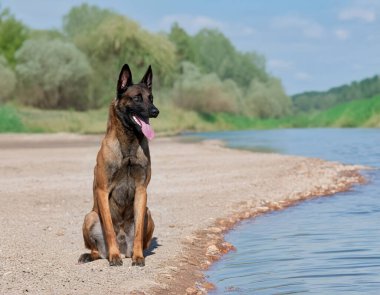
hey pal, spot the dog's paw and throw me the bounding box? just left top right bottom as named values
left=78, top=253, right=93, bottom=264
left=132, top=256, right=145, bottom=267
left=109, top=253, right=123, bottom=266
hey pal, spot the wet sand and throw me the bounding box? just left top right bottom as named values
left=0, top=134, right=364, bottom=294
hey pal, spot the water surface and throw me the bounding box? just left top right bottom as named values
left=185, top=129, right=380, bottom=294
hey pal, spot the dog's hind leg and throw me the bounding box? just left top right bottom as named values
left=78, top=211, right=107, bottom=264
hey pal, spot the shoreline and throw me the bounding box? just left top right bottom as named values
left=151, top=143, right=366, bottom=295
left=0, top=134, right=366, bottom=295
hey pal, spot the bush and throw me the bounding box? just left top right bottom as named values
left=172, top=62, right=239, bottom=113
left=244, top=78, right=292, bottom=118
left=15, top=39, right=92, bottom=110
left=0, top=56, right=16, bottom=102
left=0, top=105, right=25, bottom=132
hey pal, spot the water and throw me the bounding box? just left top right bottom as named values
left=185, top=129, right=380, bottom=294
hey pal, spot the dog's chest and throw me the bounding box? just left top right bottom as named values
left=109, top=160, right=148, bottom=210
left=110, top=163, right=136, bottom=209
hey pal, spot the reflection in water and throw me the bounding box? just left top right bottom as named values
left=184, top=129, right=380, bottom=294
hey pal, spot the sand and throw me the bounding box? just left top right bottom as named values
left=0, top=134, right=364, bottom=295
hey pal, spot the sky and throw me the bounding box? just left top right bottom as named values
left=1, top=0, right=380, bottom=95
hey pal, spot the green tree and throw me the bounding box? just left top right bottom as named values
left=0, top=55, right=16, bottom=102
left=15, top=39, right=92, bottom=110
left=63, top=4, right=114, bottom=39
left=64, top=5, right=176, bottom=105
left=172, top=27, right=268, bottom=89
left=168, top=23, right=196, bottom=64
left=0, top=8, right=29, bottom=65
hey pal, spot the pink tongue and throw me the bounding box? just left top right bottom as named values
left=134, top=116, right=155, bottom=140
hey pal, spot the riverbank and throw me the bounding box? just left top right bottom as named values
left=1, top=96, right=380, bottom=135
left=0, top=134, right=365, bottom=294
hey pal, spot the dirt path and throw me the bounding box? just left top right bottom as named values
left=0, top=134, right=364, bottom=294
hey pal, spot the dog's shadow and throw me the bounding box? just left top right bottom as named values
left=144, top=237, right=161, bottom=257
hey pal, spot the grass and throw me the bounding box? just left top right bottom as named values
left=0, top=95, right=379, bottom=134
left=0, top=105, right=27, bottom=132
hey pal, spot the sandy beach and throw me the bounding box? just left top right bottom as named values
left=0, top=134, right=364, bottom=294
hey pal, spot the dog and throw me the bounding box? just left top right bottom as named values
left=78, top=64, right=158, bottom=266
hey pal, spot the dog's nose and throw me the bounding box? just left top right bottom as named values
left=150, top=108, right=159, bottom=118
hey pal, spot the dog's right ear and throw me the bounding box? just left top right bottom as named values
left=117, top=64, right=133, bottom=98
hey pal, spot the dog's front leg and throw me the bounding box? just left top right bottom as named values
left=132, top=186, right=147, bottom=266
left=96, top=188, right=123, bottom=266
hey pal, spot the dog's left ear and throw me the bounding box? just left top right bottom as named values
left=140, top=65, right=153, bottom=92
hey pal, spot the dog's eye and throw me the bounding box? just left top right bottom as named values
left=133, top=95, right=142, bottom=103
left=149, top=95, right=153, bottom=102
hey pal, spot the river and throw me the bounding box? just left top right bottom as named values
left=184, top=128, right=380, bottom=294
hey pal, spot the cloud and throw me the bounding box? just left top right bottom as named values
left=159, top=14, right=255, bottom=38
left=295, top=72, right=312, bottom=81
left=338, top=8, right=376, bottom=22
left=268, top=59, right=293, bottom=70
left=240, top=26, right=255, bottom=36
left=159, top=14, right=224, bottom=34
left=334, top=29, right=350, bottom=40
left=272, top=16, right=324, bottom=38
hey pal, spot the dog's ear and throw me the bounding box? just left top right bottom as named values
left=117, top=64, right=133, bottom=97
left=140, top=65, right=153, bottom=92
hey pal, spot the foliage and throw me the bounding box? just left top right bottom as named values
left=172, top=62, right=239, bottom=113
left=15, top=39, right=92, bottom=110
left=293, top=75, right=380, bottom=112
left=0, top=56, right=16, bottom=102
left=63, top=4, right=114, bottom=39
left=244, top=78, right=292, bottom=118
left=168, top=23, right=196, bottom=64
left=0, top=105, right=26, bottom=132
left=169, top=26, right=268, bottom=89
left=29, top=29, right=65, bottom=41
left=0, top=8, right=29, bottom=65
left=0, top=4, right=297, bottom=131
left=64, top=5, right=176, bottom=106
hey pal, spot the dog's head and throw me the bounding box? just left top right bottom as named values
left=115, top=64, right=159, bottom=140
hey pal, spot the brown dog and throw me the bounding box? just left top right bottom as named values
left=78, top=64, right=158, bottom=266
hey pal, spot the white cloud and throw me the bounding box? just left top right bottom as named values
left=159, top=14, right=224, bottom=34
left=334, top=29, right=350, bottom=40
left=159, top=14, right=255, bottom=38
left=240, top=26, right=255, bottom=36
left=268, top=59, right=293, bottom=70
left=272, top=16, right=324, bottom=38
left=295, top=72, right=312, bottom=81
left=338, top=8, right=376, bottom=22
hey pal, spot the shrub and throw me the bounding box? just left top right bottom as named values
left=0, top=105, right=25, bottom=132
left=243, top=78, right=292, bottom=118
left=15, top=39, right=92, bottom=110
left=172, top=62, right=239, bottom=114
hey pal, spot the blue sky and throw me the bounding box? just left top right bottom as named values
left=1, top=0, right=380, bottom=95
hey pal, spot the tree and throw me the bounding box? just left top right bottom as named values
left=15, top=39, right=92, bottom=110
left=63, top=4, right=114, bottom=39
left=64, top=6, right=176, bottom=106
left=180, top=28, right=268, bottom=89
left=0, top=8, right=29, bottom=65
left=0, top=55, right=16, bottom=102
left=168, top=23, right=196, bottom=63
